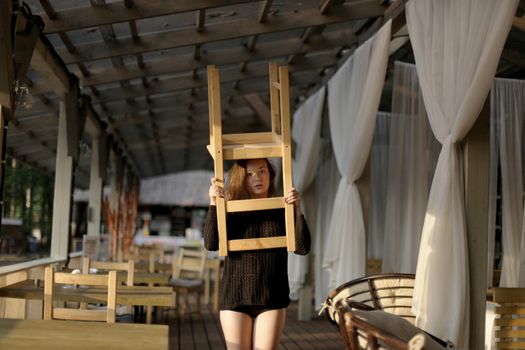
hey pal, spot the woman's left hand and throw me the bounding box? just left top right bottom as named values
left=284, top=187, right=300, bottom=207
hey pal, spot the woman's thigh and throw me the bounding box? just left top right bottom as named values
left=220, top=310, right=254, bottom=350
left=252, top=308, right=286, bottom=350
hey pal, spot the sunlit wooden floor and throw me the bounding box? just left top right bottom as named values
left=158, top=302, right=344, bottom=350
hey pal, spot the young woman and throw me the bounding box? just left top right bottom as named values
left=204, top=158, right=311, bottom=350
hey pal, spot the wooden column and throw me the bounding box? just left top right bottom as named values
left=464, top=98, right=490, bottom=349
left=0, top=1, right=14, bottom=219
left=87, top=136, right=103, bottom=236
left=50, top=92, right=76, bottom=258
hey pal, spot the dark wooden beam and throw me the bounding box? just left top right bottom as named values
left=76, top=27, right=356, bottom=87
left=196, top=9, right=206, bottom=32
left=86, top=51, right=338, bottom=104
left=41, top=0, right=255, bottom=34
left=39, top=0, right=57, bottom=19
left=56, top=2, right=385, bottom=64
left=258, top=0, right=273, bottom=23
left=319, top=0, right=345, bottom=14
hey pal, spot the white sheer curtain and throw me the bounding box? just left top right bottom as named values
left=323, top=20, right=391, bottom=289
left=288, top=86, right=326, bottom=297
left=406, top=0, right=518, bottom=347
left=368, top=111, right=391, bottom=260
left=490, top=78, right=525, bottom=287
left=314, top=150, right=340, bottom=310
left=382, top=61, right=436, bottom=274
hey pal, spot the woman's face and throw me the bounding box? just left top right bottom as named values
left=245, top=159, right=270, bottom=199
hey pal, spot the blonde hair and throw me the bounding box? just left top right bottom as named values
left=225, top=159, right=276, bottom=200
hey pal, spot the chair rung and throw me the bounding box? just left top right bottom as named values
left=228, top=236, right=287, bottom=251
left=227, top=198, right=285, bottom=212
left=54, top=308, right=107, bottom=322
left=223, top=132, right=274, bottom=145
left=272, top=82, right=281, bottom=90
left=223, top=145, right=282, bottom=160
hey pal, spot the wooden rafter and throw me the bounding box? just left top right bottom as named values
left=55, top=2, right=385, bottom=64
left=514, top=16, right=525, bottom=32
left=74, top=26, right=356, bottom=88
left=40, top=0, right=254, bottom=34
left=86, top=53, right=337, bottom=104
left=243, top=94, right=271, bottom=128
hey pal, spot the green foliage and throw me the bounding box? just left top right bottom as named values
left=3, top=157, right=54, bottom=243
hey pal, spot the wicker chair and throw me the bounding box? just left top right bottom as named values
left=323, top=273, right=417, bottom=326
left=322, top=274, right=450, bottom=350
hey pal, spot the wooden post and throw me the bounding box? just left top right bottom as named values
left=0, top=0, right=14, bottom=108
left=0, top=1, right=14, bottom=219
left=50, top=92, right=75, bottom=259
left=87, top=136, right=103, bottom=236
left=464, top=98, right=490, bottom=349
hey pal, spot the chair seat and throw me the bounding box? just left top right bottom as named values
left=169, top=278, right=203, bottom=289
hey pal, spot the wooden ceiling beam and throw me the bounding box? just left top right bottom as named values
left=87, top=52, right=338, bottom=103
left=19, top=70, right=316, bottom=120
left=41, top=0, right=254, bottom=34
left=56, top=1, right=385, bottom=64
left=30, top=39, right=70, bottom=94
left=94, top=74, right=315, bottom=118
left=243, top=94, right=271, bottom=128
left=319, top=0, right=345, bottom=15
left=513, top=16, right=525, bottom=32
left=77, top=27, right=356, bottom=87
left=111, top=104, right=253, bottom=131
left=39, top=0, right=57, bottom=19
left=196, top=9, right=206, bottom=32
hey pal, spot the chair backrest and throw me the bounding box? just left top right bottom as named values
left=335, top=299, right=443, bottom=350
left=82, top=256, right=135, bottom=286
left=43, top=266, right=117, bottom=323
left=172, top=248, right=207, bottom=280
left=123, top=250, right=163, bottom=273
left=324, top=274, right=416, bottom=326
left=493, top=287, right=525, bottom=349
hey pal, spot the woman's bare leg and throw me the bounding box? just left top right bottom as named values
left=220, top=310, right=254, bottom=350
left=252, top=308, right=286, bottom=350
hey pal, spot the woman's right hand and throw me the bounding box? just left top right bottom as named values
left=209, top=177, right=224, bottom=205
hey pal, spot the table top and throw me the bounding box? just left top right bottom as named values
left=0, top=280, right=173, bottom=306
left=0, top=318, right=168, bottom=350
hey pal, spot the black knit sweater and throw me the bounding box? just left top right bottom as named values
left=204, top=205, right=311, bottom=311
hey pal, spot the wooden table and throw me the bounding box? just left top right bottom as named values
left=0, top=280, right=173, bottom=306
left=0, top=318, right=168, bottom=349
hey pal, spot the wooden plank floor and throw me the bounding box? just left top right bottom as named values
left=159, top=302, right=343, bottom=350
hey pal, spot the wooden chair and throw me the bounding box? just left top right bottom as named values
left=82, top=257, right=135, bottom=287
left=493, top=287, right=525, bottom=349
left=82, top=257, right=135, bottom=320
left=121, top=250, right=163, bottom=323
left=168, top=248, right=207, bottom=315
left=43, top=266, right=117, bottom=323
left=207, top=63, right=295, bottom=256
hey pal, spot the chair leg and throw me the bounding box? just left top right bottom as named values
left=183, top=293, right=190, bottom=316
left=195, top=291, right=201, bottom=315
